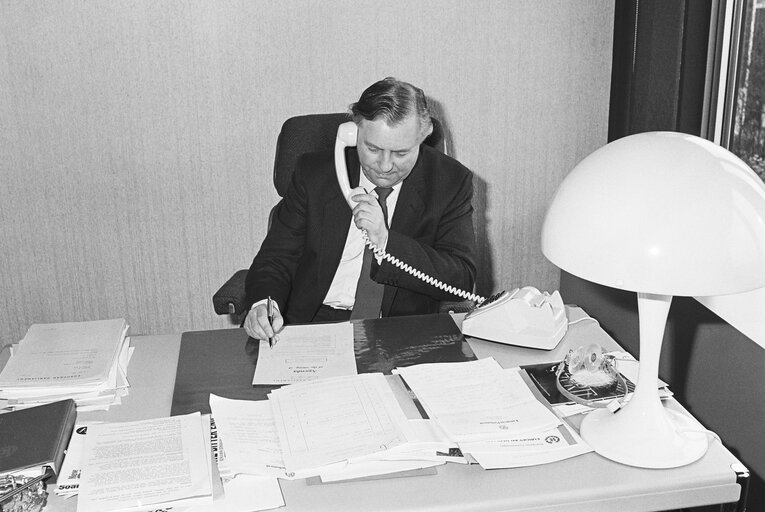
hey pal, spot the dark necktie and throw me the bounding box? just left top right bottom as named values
left=350, top=187, right=393, bottom=320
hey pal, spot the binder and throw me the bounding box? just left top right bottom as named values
left=0, top=399, right=77, bottom=483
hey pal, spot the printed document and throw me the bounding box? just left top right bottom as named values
left=211, top=391, right=459, bottom=483
left=269, top=373, right=408, bottom=476
left=252, top=322, right=356, bottom=385
left=76, top=412, right=212, bottom=512
left=55, top=422, right=98, bottom=498
left=209, top=394, right=288, bottom=478
left=394, top=358, right=561, bottom=442
left=458, top=422, right=592, bottom=469
left=188, top=412, right=284, bottom=512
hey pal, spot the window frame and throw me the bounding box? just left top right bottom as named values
left=704, top=0, right=765, bottom=152
left=698, top=0, right=765, bottom=350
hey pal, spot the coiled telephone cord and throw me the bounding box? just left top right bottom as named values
left=362, top=232, right=486, bottom=304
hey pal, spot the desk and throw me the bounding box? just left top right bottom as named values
left=42, top=309, right=745, bottom=512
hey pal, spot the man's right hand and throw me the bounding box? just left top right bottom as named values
left=350, top=188, right=388, bottom=248
left=244, top=303, right=284, bottom=342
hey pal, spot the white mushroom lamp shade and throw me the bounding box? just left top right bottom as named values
left=541, top=131, right=765, bottom=468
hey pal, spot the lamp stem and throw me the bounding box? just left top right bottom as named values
left=578, top=291, right=709, bottom=468
left=634, top=292, right=671, bottom=403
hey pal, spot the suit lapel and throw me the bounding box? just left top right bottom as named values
left=381, top=151, right=427, bottom=315
left=389, top=158, right=426, bottom=236
left=317, top=147, right=360, bottom=294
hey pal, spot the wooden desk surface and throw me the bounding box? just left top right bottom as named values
left=42, top=309, right=744, bottom=512
left=171, top=313, right=475, bottom=416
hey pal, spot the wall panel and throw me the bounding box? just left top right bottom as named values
left=0, top=0, right=613, bottom=342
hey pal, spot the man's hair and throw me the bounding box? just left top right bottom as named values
left=350, top=77, right=432, bottom=136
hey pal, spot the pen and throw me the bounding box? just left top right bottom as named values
left=267, top=296, right=274, bottom=348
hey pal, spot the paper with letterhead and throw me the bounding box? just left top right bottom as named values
left=252, top=322, right=356, bottom=385
left=394, top=358, right=562, bottom=442
left=458, top=422, right=592, bottom=469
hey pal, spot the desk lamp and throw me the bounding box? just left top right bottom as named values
left=541, top=131, right=765, bottom=468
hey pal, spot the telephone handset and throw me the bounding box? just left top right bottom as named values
left=334, top=123, right=567, bottom=349
left=335, top=121, right=358, bottom=205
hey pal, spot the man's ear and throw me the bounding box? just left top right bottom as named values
left=420, top=122, right=434, bottom=143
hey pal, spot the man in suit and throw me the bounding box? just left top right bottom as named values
left=244, top=77, right=476, bottom=341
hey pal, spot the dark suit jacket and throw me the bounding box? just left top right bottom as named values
left=245, top=144, right=476, bottom=323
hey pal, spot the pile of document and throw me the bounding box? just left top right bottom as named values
left=211, top=374, right=463, bottom=484
left=206, top=320, right=593, bottom=485
left=210, top=360, right=590, bottom=483
left=0, top=318, right=131, bottom=411
left=394, top=358, right=592, bottom=469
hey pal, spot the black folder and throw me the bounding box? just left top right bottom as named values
left=0, top=399, right=77, bottom=483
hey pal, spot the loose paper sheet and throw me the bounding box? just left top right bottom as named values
left=209, top=394, right=288, bottom=478
left=204, top=474, right=284, bottom=512
left=395, top=358, right=561, bottom=442
left=252, top=322, right=356, bottom=385
left=459, top=422, right=592, bottom=469
left=76, top=412, right=212, bottom=512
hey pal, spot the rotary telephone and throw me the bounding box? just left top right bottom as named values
left=335, top=122, right=567, bottom=349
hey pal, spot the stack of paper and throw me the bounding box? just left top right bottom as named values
left=0, top=319, right=132, bottom=411
left=394, top=357, right=592, bottom=469
left=210, top=374, right=459, bottom=483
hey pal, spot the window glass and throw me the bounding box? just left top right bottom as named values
left=730, top=0, right=765, bottom=182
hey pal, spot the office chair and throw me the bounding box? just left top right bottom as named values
left=212, top=112, right=472, bottom=321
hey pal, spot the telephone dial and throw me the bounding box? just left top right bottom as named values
left=335, top=122, right=568, bottom=349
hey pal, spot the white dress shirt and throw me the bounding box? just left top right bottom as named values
left=322, top=170, right=401, bottom=310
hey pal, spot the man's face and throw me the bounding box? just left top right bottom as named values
left=356, top=114, right=425, bottom=188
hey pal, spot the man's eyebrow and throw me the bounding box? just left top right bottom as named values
left=366, top=141, right=414, bottom=152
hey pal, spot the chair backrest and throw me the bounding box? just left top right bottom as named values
left=273, top=113, right=446, bottom=197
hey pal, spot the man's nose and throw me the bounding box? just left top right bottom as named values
left=378, top=152, right=394, bottom=172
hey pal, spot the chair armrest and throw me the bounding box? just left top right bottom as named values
left=439, top=299, right=475, bottom=314
left=213, top=269, right=250, bottom=315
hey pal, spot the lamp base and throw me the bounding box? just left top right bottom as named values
left=580, top=404, right=709, bottom=468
